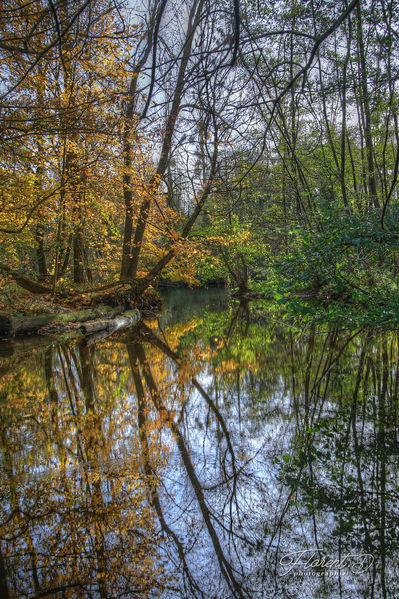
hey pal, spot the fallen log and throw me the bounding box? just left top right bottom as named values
left=0, top=309, right=141, bottom=375
left=0, top=305, right=124, bottom=338
left=0, top=263, right=52, bottom=294
left=80, top=309, right=140, bottom=336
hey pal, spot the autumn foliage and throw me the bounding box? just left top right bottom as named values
left=0, top=0, right=210, bottom=299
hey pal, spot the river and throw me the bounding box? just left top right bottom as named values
left=0, top=288, right=398, bottom=598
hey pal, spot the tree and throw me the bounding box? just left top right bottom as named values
left=0, top=0, right=374, bottom=301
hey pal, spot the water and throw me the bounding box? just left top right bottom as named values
left=0, top=289, right=398, bottom=598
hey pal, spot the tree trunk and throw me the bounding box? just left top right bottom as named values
left=126, top=0, right=204, bottom=280
left=120, top=2, right=158, bottom=279
left=356, top=1, right=379, bottom=208
left=0, top=264, right=51, bottom=294
left=73, top=229, right=85, bottom=284
left=0, top=305, right=124, bottom=338
left=35, top=223, right=48, bottom=280
left=80, top=309, right=140, bottom=335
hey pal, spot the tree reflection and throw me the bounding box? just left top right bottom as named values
left=0, top=340, right=168, bottom=598
left=127, top=337, right=248, bottom=599
left=1, top=298, right=399, bottom=598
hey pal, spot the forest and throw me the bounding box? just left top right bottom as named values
left=1, top=0, right=399, bottom=327
left=2, top=2, right=399, bottom=598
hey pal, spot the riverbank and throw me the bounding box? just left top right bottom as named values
left=0, top=284, right=162, bottom=341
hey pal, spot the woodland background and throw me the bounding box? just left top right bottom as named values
left=1, top=0, right=399, bottom=325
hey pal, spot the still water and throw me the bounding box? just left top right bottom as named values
left=0, top=289, right=398, bottom=598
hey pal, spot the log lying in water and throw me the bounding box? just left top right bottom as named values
left=0, top=305, right=124, bottom=338
left=80, top=309, right=140, bottom=336
left=0, top=309, right=141, bottom=374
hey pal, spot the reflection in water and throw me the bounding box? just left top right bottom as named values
left=1, top=289, right=399, bottom=598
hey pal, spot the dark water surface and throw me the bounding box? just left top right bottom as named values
left=0, top=289, right=398, bottom=598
